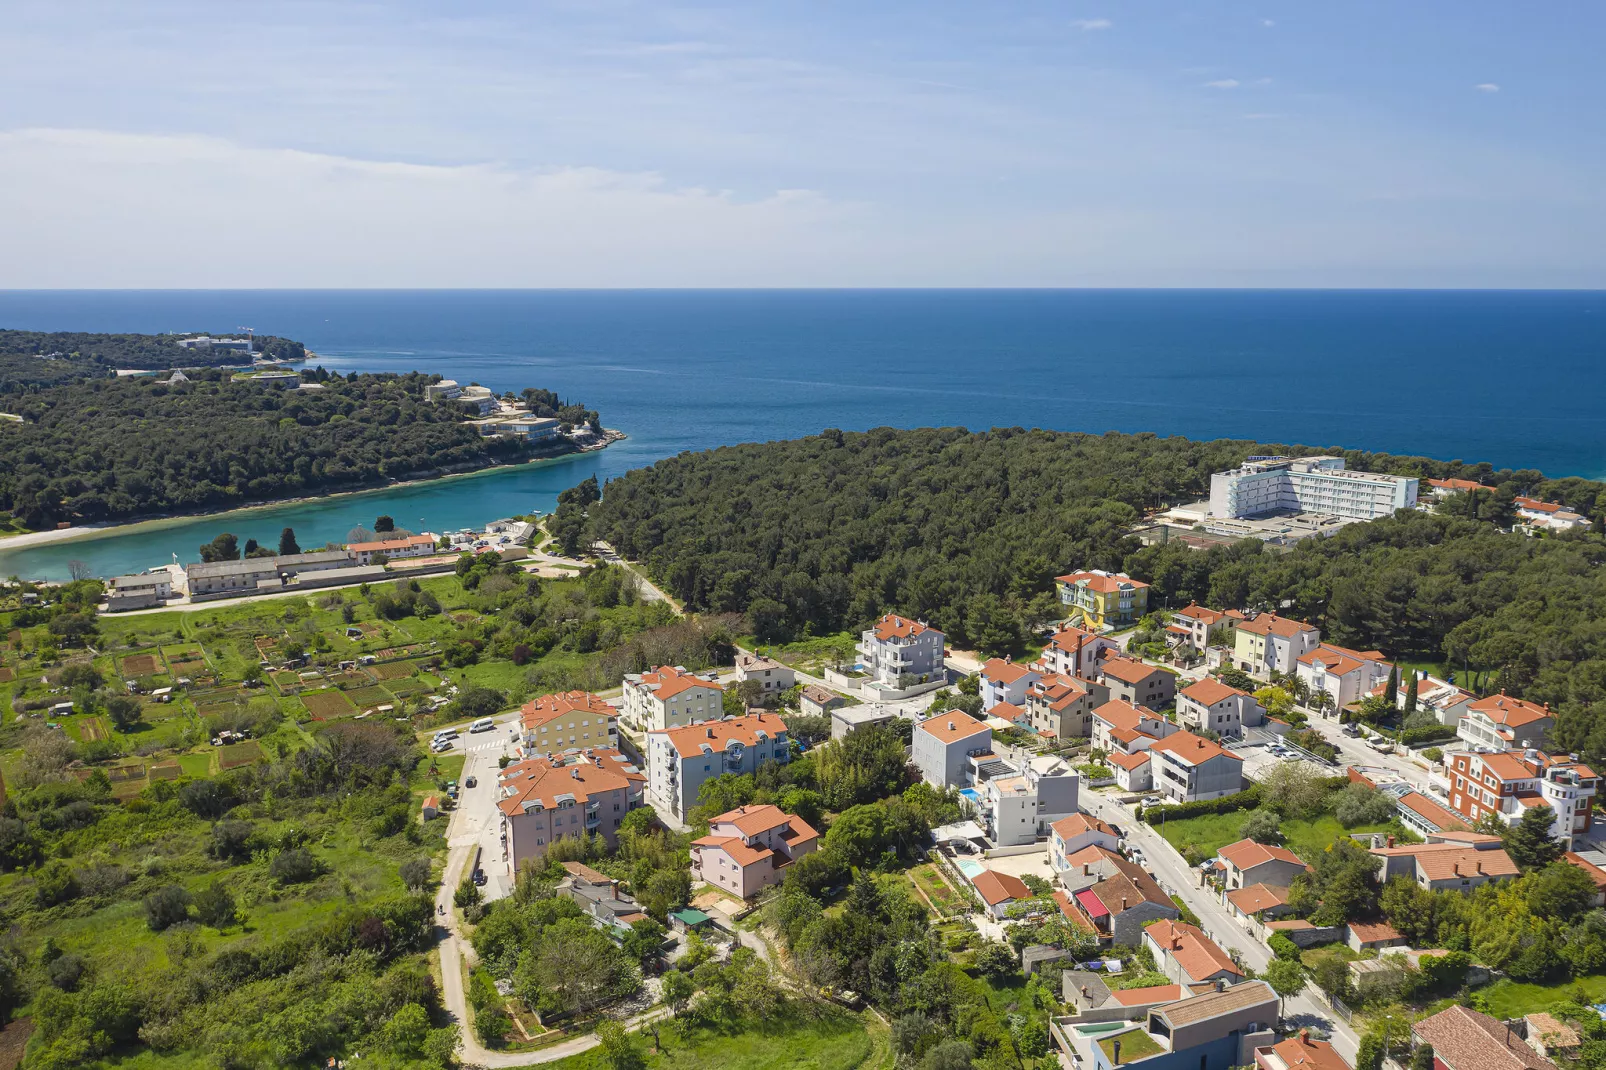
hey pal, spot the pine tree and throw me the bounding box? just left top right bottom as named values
left=1506, top=804, right=1564, bottom=870
left=279, top=527, right=300, bottom=555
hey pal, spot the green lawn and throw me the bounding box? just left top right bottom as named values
left=1476, top=974, right=1606, bottom=1019
left=540, top=1009, right=874, bottom=1070
left=1300, top=943, right=1364, bottom=969
left=1100, top=1028, right=1164, bottom=1062
left=1154, top=810, right=1406, bottom=862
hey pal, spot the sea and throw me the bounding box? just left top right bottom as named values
left=1, top=289, right=1603, bottom=582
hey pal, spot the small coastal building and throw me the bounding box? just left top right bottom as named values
left=622, top=665, right=725, bottom=732
left=1108, top=750, right=1154, bottom=792
left=347, top=535, right=437, bottom=565
left=521, top=690, right=618, bottom=753
left=857, top=614, right=945, bottom=687
left=106, top=572, right=174, bottom=611
left=971, top=869, right=1033, bottom=919
left=1071, top=868, right=1179, bottom=945
left=1054, top=571, right=1150, bottom=631
left=912, top=711, right=993, bottom=788
left=646, top=712, right=791, bottom=819
left=185, top=558, right=284, bottom=597
left=734, top=654, right=796, bottom=698
left=1253, top=1031, right=1351, bottom=1070
left=1053, top=844, right=1140, bottom=891
left=1516, top=497, right=1590, bottom=532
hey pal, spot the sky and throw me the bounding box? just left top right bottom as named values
left=3, top=1, right=1605, bottom=288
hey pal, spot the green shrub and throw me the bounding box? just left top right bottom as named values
left=1143, top=784, right=1261, bottom=824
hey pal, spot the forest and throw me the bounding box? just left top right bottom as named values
left=564, top=426, right=1606, bottom=762
left=0, top=329, right=305, bottom=390
left=0, top=369, right=596, bottom=528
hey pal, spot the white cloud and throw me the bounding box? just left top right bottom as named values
left=1205, top=79, right=1241, bottom=89
left=1261, top=19, right=1276, bottom=27
left=0, top=128, right=855, bottom=287
left=1071, top=18, right=1113, bottom=31
left=1476, top=83, right=1501, bottom=92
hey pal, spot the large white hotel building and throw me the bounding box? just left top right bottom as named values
left=1208, top=456, right=1418, bottom=521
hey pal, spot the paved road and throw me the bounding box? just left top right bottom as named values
left=1079, top=790, right=1362, bottom=1063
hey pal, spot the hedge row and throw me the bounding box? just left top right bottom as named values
left=1141, top=784, right=1261, bottom=824
left=1400, top=724, right=1458, bottom=745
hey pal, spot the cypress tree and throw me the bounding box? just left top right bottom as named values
left=1384, top=666, right=1399, bottom=705
left=1403, top=672, right=1419, bottom=715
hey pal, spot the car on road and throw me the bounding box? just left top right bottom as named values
left=1342, top=723, right=1362, bottom=737
left=464, top=776, right=477, bottom=788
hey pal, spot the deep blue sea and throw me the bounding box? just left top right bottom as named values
left=1, top=289, right=1603, bottom=581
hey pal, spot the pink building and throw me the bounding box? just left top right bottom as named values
left=497, top=748, right=646, bottom=873
left=691, top=804, right=820, bottom=898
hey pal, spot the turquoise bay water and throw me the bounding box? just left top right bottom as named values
left=1, top=289, right=1604, bottom=581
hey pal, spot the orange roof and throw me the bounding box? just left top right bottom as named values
left=1145, top=918, right=1243, bottom=982
left=1060, top=844, right=1133, bottom=871
left=497, top=748, right=644, bottom=817
left=1180, top=678, right=1249, bottom=706
left=1218, top=838, right=1306, bottom=872
left=1259, top=1033, right=1351, bottom=1070
left=348, top=533, right=436, bottom=553
left=710, top=803, right=809, bottom=838
left=1091, top=699, right=1155, bottom=733
left=991, top=701, right=1025, bottom=721
left=634, top=665, right=724, bottom=701
left=1226, top=882, right=1289, bottom=913
left=1175, top=603, right=1225, bottom=624
left=1030, top=672, right=1093, bottom=710
left=1091, top=869, right=1171, bottom=914
left=652, top=712, right=789, bottom=758
left=562, top=861, right=610, bottom=884
left=1296, top=647, right=1366, bottom=677
left=1415, top=846, right=1518, bottom=882
left=1051, top=813, right=1116, bottom=840
left=423, top=795, right=439, bottom=809
left=1048, top=626, right=1105, bottom=653
left=872, top=614, right=932, bottom=641
left=692, top=833, right=774, bottom=867
left=1111, top=984, right=1183, bottom=1006
left=1055, top=571, right=1150, bottom=594
left=1430, top=478, right=1485, bottom=492
left=1516, top=497, right=1564, bottom=514
left=972, top=869, right=1031, bottom=906
left=1469, top=750, right=1542, bottom=782
left=1148, top=730, right=1242, bottom=766
left=1236, top=613, right=1317, bottom=638
left=1469, top=692, right=1550, bottom=728
left=1100, top=656, right=1164, bottom=685
left=1396, top=791, right=1467, bottom=831
left=981, top=658, right=1037, bottom=685
left=521, top=690, right=617, bottom=731
left=1413, top=1006, right=1559, bottom=1070
left=1051, top=889, right=1097, bottom=933
left=1107, top=750, right=1151, bottom=771
left=916, top=711, right=991, bottom=744
left=1565, top=852, right=1606, bottom=890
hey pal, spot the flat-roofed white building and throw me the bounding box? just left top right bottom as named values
left=1209, top=456, right=1418, bottom=521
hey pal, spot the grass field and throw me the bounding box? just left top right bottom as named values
left=539, top=1009, right=875, bottom=1070
left=1154, top=810, right=1403, bottom=861
left=1475, top=974, right=1606, bottom=1018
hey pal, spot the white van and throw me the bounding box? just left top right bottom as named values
left=433, top=727, right=458, bottom=742
left=470, top=718, right=494, bottom=733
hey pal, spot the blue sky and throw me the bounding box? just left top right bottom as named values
left=2, top=1, right=1603, bottom=287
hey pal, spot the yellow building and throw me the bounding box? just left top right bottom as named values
left=1054, top=571, right=1150, bottom=631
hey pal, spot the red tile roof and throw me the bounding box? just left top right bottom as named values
left=1412, top=1005, right=1559, bottom=1070
left=651, top=712, right=789, bottom=758
left=1218, top=838, right=1306, bottom=872
left=1415, top=847, right=1519, bottom=882
left=981, top=658, right=1037, bottom=685
left=1430, top=478, right=1485, bottom=492
left=1047, top=626, right=1105, bottom=654
left=1055, top=571, right=1150, bottom=594
left=872, top=614, right=932, bottom=641
left=972, top=869, right=1031, bottom=906
left=1145, top=918, right=1243, bottom=982
left=1396, top=791, right=1467, bottom=832
left=1347, top=920, right=1404, bottom=944
left=1092, top=699, right=1156, bottom=733
left=1226, top=882, right=1290, bottom=914
left=1100, top=656, right=1165, bottom=685
left=348, top=534, right=436, bottom=553
left=1564, top=852, right=1606, bottom=890
left=1051, top=813, right=1116, bottom=840
left=1180, top=678, right=1249, bottom=706
left=1175, top=603, right=1225, bottom=624
left=916, top=711, right=991, bottom=744
left=497, top=747, right=644, bottom=817
left=635, top=665, right=724, bottom=701
left=1258, top=1033, right=1351, bottom=1070
left=521, top=690, right=617, bottom=731
left=1107, top=750, right=1151, bottom=771
left=1051, top=889, right=1097, bottom=933
left=1148, top=730, right=1242, bottom=766
left=1111, top=984, right=1183, bottom=1006
left=1236, top=613, right=1317, bottom=638
left=1469, top=692, right=1551, bottom=728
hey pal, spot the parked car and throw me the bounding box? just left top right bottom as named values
left=464, top=776, right=477, bottom=788
left=1342, top=723, right=1362, bottom=737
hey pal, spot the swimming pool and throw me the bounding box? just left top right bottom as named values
left=956, top=858, right=986, bottom=878
left=959, top=788, right=982, bottom=805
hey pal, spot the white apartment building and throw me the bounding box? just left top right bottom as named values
left=1294, top=644, right=1392, bottom=710
left=979, top=657, right=1041, bottom=711
left=1039, top=626, right=1122, bottom=679
left=646, top=713, right=792, bottom=819
left=1457, top=692, right=1553, bottom=751
left=1176, top=678, right=1262, bottom=738
left=622, top=665, right=725, bottom=731
left=734, top=654, right=796, bottom=698
left=1209, top=456, right=1418, bottom=521
left=913, top=711, right=993, bottom=788
left=977, top=754, right=1080, bottom=847
left=857, top=614, right=945, bottom=687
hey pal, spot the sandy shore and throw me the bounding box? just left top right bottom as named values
left=0, top=430, right=626, bottom=554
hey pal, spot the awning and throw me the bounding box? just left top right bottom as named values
left=1075, top=888, right=1110, bottom=919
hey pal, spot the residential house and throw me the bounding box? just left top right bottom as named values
left=1368, top=834, right=1503, bottom=881
left=1427, top=477, right=1486, bottom=499
left=1055, top=571, right=1150, bottom=631
left=1379, top=673, right=1476, bottom=729
left=1225, top=884, right=1293, bottom=923
left=520, top=690, right=618, bottom=753
left=913, top=711, right=993, bottom=788
left=622, top=665, right=725, bottom=732
left=1050, top=813, right=1121, bottom=869
left=1068, top=867, right=1180, bottom=946
left=1565, top=853, right=1606, bottom=907
left=1062, top=972, right=1186, bottom=1017
left=1082, top=981, right=1278, bottom=1070
left=497, top=748, right=647, bottom=872
left=799, top=685, right=848, bottom=718
left=972, top=870, right=1033, bottom=919
left=1091, top=700, right=1177, bottom=755
left=347, top=534, right=438, bottom=564
left=1231, top=613, right=1321, bottom=678
left=1217, top=839, right=1310, bottom=891
left=1366, top=839, right=1519, bottom=891
left=1294, top=644, right=1392, bottom=711
left=830, top=703, right=899, bottom=739
left=646, top=713, right=792, bottom=820
left=1412, top=1005, right=1559, bottom=1070
left=1144, top=919, right=1245, bottom=985
left=980, top=657, right=1042, bottom=711
left=1053, top=844, right=1143, bottom=891
left=1040, top=625, right=1124, bottom=679
left=1254, top=1031, right=1351, bottom=1070
left=1516, top=497, right=1590, bottom=532
left=1149, top=732, right=1245, bottom=804
left=1176, top=679, right=1262, bottom=739
left=1100, top=657, right=1178, bottom=710
left=558, top=862, right=650, bottom=931
left=1025, top=672, right=1106, bottom=741
left=1457, top=692, right=1554, bottom=751
left=1346, top=920, right=1407, bottom=953
left=1447, top=747, right=1597, bottom=848
left=976, top=753, right=1081, bottom=847
left=691, top=804, right=819, bottom=899
left=857, top=614, right=945, bottom=687
left=734, top=654, right=796, bottom=698
left=1172, top=604, right=1238, bottom=654
left=1109, top=750, right=1155, bottom=792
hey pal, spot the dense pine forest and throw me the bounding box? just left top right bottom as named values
left=0, top=369, right=595, bottom=528
left=0, top=329, right=305, bottom=390
left=563, top=426, right=1606, bottom=759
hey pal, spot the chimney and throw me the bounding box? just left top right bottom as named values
left=1113, top=1040, right=1122, bottom=1066
left=1300, top=1029, right=1310, bottom=1045
left=948, top=721, right=956, bottom=731
left=1387, top=835, right=1395, bottom=848
left=1121, top=897, right=1129, bottom=911
left=706, top=727, right=714, bottom=738
left=1476, top=860, right=1482, bottom=875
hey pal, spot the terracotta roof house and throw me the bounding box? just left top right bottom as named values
left=1099, top=656, right=1177, bottom=710
left=646, top=712, right=792, bottom=819
left=1524, top=1014, right=1581, bottom=1059
left=692, top=804, right=819, bottom=899
left=972, top=869, right=1034, bottom=918
left=1069, top=862, right=1180, bottom=945
left=622, top=664, right=725, bottom=731
left=1149, top=731, right=1245, bottom=804
left=1225, top=883, right=1293, bottom=921
left=520, top=690, right=618, bottom=752
left=1393, top=791, right=1469, bottom=838
left=1144, top=918, right=1245, bottom=985
left=1040, top=625, right=1123, bottom=679
left=1565, top=852, right=1606, bottom=907
left=1458, top=692, right=1554, bottom=751
left=498, top=747, right=647, bottom=872
left=913, top=711, right=994, bottom=788
left=1346, top=920, right=1407, bottom=953
left=980, top=657, right=1043, bottom=712
left=1053, top=845, right=1143, bottom=892
left=1107, top=749, right=1154, bottom=793
left=1217, top=839, right=1310, bottom=891
left=1412, top=1005, right=1558, bottom=1070
left=859, top=614, right=945, bottom=687
left=1050, top=813, right=1121, bottom=871
left=1255, top=1031, right=1351, bottom=1070
left=1091, top=699, right=1177, bottom=755
left=1176, top=677, right=1263, bottom=738
left=1025, top=671, right=1107, bottom=740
